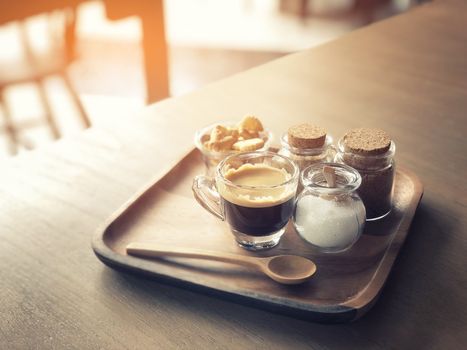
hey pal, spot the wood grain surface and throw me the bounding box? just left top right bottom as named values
left=1, top=1, right=467, bottom=349
left=93, top=150, right=423, bottom=323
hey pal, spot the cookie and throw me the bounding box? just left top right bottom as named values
left=238, top=115, right=264, bottom=133
left=232, top=138, right=265, bottom=152
left=210, top=124, right=229, bottom=141
left=207, top=135, right=237, bottom=152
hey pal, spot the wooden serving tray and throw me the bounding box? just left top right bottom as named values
left=92, top=149, right=423, bottom=323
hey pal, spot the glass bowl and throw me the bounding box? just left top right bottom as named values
left=194, top=121, right=273, bottom=175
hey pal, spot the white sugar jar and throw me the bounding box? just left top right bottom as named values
left=293, top=163, right=366, bottom=253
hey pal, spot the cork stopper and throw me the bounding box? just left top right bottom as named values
left=287, top=124, right=327, bottom=149
left=342, top=128, right=391, bottom=155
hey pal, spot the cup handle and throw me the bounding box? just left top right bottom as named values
left=192, top=175, right=225, bottom=221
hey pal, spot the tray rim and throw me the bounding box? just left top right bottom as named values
left=92, top=148, right=424, bottom=323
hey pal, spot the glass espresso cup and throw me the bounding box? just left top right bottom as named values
left=192, top=151, right=299, bottom=250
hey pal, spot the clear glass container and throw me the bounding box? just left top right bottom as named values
left=278, top=133, right=335, bottom=172
left=193, top=151, right=299, bottom=250
left=194, top=121, right=273, bottom=176
left=335, top=139, right=395, bottom=221
left=293, top=163, right=366, bottom=253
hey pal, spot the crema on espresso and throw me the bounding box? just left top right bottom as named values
left=217, top=163, right=296, bottom=236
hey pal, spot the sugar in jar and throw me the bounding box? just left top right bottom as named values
left=293, top=163, right=366, bottom=253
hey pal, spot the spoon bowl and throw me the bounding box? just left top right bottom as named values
left=126, top=242, right=317, bottom=285
left=264, top=255, right=317, bottom=285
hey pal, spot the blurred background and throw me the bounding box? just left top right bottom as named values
left=0, top=0, right=421, bottom=156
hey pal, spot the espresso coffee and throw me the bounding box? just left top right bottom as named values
left=222, top=197, right=295, bottom=236
left=218, top=163, right=295, bottom=236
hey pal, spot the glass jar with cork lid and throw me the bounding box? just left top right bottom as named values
left=335, top=128, right=395, bottom=221
left=278, top=123, right=335, bottom=172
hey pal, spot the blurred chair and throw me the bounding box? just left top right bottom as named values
left=105, top=0, right=169, bottom=103
left=0, top=6, right=90, bottom=155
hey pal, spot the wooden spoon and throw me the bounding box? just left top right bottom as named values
left=126, top=242, right=317, bottom=285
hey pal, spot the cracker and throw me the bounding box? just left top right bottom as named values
left=208, top=135, right=237, bottom=152
left=238, top=115, right=264, bottom=133
left=239, top=129, right=259, bottom=140
left=202, top=116, right=267, bottom=152
left=232, top=138, right=265, bottom=152
left=210, top=125, right=229, bottom=142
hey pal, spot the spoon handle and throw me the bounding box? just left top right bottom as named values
left=126, top=242, right=261, bottom=269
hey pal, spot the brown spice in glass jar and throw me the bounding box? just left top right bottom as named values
left=340, top=128, right=395, bottom=220
left=356, top=166, right=394, bottom=219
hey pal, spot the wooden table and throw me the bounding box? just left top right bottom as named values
left=1, top=1, right=466, bottom=348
